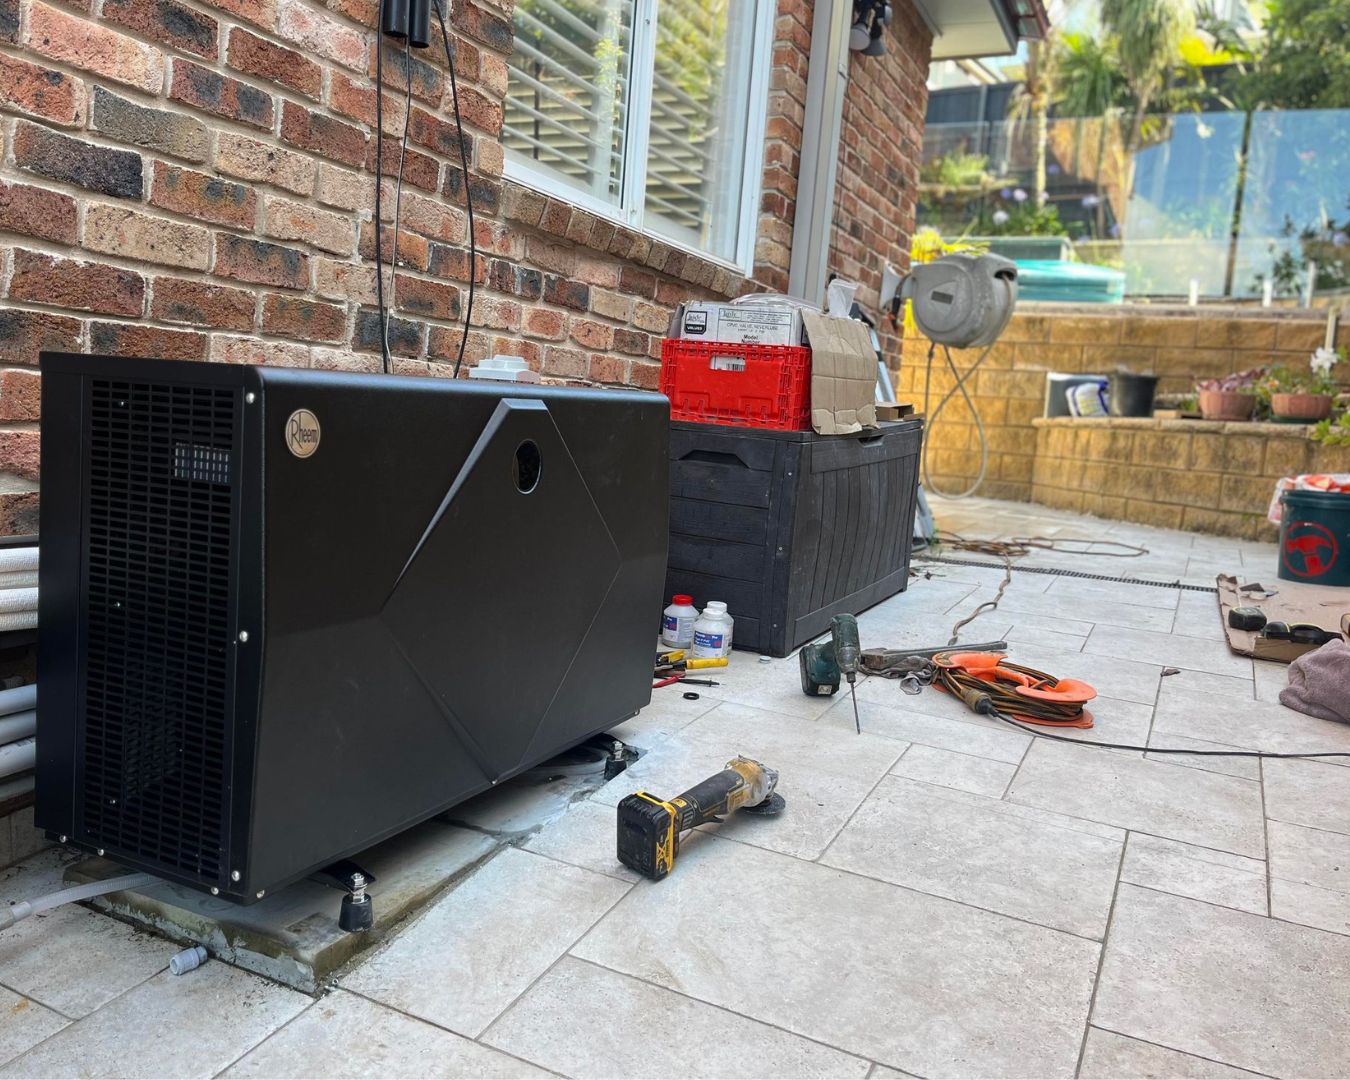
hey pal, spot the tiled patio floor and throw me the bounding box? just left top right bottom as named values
left=5, top=496, right=1350, bottom=1078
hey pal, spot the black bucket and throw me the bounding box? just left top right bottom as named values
left=1108, top=373, right=1159, bottom=417
left=1279, top=489, right=1350, bottom=586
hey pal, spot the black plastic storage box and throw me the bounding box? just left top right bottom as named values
left=666, top=419, right=922, bottom=657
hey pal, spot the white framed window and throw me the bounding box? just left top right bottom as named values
left=503, top=0, right=775, bottom=271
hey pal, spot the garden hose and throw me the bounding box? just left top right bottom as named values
left=921, top=342, right=996, bottom=500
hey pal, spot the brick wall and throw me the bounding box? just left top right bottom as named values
left=900, top=303, right=1350, bottom=503
left=0, top=0, right=935, bottom=532
left=1032, top=417, right=1350, bottom=539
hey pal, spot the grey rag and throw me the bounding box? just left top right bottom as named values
left=1280, top=639, right=1350, bottom=725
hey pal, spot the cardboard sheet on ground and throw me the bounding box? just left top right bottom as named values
left=1217, top=574, right=1350, bottom=662
left=801, top=310, right=877, bottom=435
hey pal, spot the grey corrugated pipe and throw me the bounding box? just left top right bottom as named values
left=1, top=872, right=156, bottom=932
left=0, top=737, right=34, bottom=780
left=0, top=710, right=35, bottom=747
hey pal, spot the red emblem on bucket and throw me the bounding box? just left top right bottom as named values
left=1282, top=521, right=1340, bottom=578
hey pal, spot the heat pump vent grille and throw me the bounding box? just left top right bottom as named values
left=79, top=379, right=238, bottom=882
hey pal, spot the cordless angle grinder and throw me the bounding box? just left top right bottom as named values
left=616, top=757, right=784, bottom=880
left=799, top=613, right=862, bottom=733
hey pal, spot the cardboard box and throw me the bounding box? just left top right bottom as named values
left=801, top=310, right=878, bottom=436
left=876, top=401, right=915, bottom=422
left=675, top=300, right=803, bottom=346
left=1217, top=573, right=1349, bottom=662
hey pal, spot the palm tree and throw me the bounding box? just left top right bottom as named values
left=1100, top=0, right=1194, bottom=154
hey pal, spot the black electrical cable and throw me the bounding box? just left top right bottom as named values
left=385, top=36, right=415, bottom=365
left=433, top=0, right=475, bottom=377
left=373, top=33, right=392, bottom=375
left=987, top=707, right=1350, bottom=761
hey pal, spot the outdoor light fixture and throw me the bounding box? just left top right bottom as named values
left=849, top=0, right=891, bottom=55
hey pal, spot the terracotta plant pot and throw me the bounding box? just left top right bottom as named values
left=1198, top=389, right=1256, bottom=421
left=1270, top=392, right=1333, bottom=421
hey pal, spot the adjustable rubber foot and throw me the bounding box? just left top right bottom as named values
left=339, top=892, right=374, bottom=932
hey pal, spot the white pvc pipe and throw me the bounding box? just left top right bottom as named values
left=0, top=710, right=34, bottom=746
left=0, top=548, right=37, bottom=574
left=0, top=684, right=36, bottom=717
left=0, top=611, right=37, bottom=632
left=0, top=736, right=34, bottom=778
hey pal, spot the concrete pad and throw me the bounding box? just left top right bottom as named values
left=0, top=986, right=68, bottom=1066
left=67, top=818, right=499, bottom=993
left=889, top=744, right=1016, bottom=798
left=483, top=957, right=869, bottom=1079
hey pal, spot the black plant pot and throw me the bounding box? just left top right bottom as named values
left=1108, top=373, right=1159, bottom=418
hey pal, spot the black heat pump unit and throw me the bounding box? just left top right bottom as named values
left=36, top=354, right=668, bottom=903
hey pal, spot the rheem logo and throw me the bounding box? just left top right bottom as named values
left=285, top=409, right=321, bottom=459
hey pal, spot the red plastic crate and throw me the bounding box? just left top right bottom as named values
left=659, top=338, right=812, bottom=430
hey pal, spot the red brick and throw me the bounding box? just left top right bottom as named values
left=0, top=431, right=39, bottom=482
left=630, top=361, right=662, bottom=390
left=0, top=492, right=39, bottom=536
left=0, top=0, right=17, bottom=42
left=10, top=250, right=144, bottom=317
left=0, top=309, right=82, bottom=365
left=523, top=308, right=565, bottom=341
left=227, top=27, right=320, bottom=97
left=315, top=163, right=371, bottom=212
left=210, top=335, right=308, bottom=366
left=408, top=107, right=465, bottom=157
left=372, top=42, right=444, bottom=105
left=89, top=321, right=207, bottom=360
left=353, top=309, right=422, bottom=357
left=367, top=136, right=439, bottom=192
left=542, top=276, right=590, bottom=312
left=399, top=192, right=465, bottom=243
left=280, top=99, right=366, bottom=168
left=0, top=181, right=76, bottom=244
left=151, top=278, right=255, bottom=330
left=613, top=329, right=650, bottom=356
left=328, top=70, right=405, bottom=132
left=104, top=0, right=218, bottom=59
left=455, top=84, right=501, bottom=136
left=277, top=0, right=367, bottom=70
left=394, top=274, right=460, bottom=321
left=488, top=259, right=541, bottom=299
left=14, top=121, right=142, bottom=199
left=0, top=370, right=39, bottom=421
left=569, top=318, right=613, bottom=350
left=260, top=294, right=346, bottom=342
left=27, top=2, right=164, bottom=93
left=214, top=234, right=309, bottom=290
left=169, top=59, right=272, bottom=129
left=84, top=204, right=211, bottom=270
left=263, top=197, right=355, bottom=256
left=588, top=354, right=628, bottom=385
left=0, top=54, right=81, bottom=125
left=358, top=222, right=429, bottom=272
left=90, top=86, right=208, bottom=161
left=150, top=162, right=256, bottom=229
left=619, top=267, right=657, bottom=299
left=452, top=0, right=511, bottom=51
left=470, top=297, right=520, bottom=332
left=428, top=244, right=486, bottom=285
left=197, top=0, right=275, bottom=31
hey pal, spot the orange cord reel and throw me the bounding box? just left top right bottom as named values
left=932, top=651, right=1097, bottom=728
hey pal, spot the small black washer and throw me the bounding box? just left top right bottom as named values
left=682, top=691, right=700, bottom=701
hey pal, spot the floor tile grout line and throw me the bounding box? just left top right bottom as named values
left=337, top=986, right=565, bottom=1078
left=0, top=978, right=79, bottom=1024
left=0, top=961, right=169, bottom=1067
left=473, top=860, right=638, bottom=1047
left=813, top=746, right=909, bottom=866
left=1074, top=835, right=1128, bottom=1078
left=1087, top=1023, right=1278, bottom=1078
left=560, top=953, right=893, bottom=1075
left=210, top=996, right=319, bottom=1079
left=1259, top=756, right=1274, bottom=918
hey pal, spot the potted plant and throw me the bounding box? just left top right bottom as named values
left=1263, top=347, right=1341, bottom=422
left=1196, top=367, right=1265, bottom=421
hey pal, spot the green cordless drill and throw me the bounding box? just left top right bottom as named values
left=799, top=614, right=862, bottom=733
